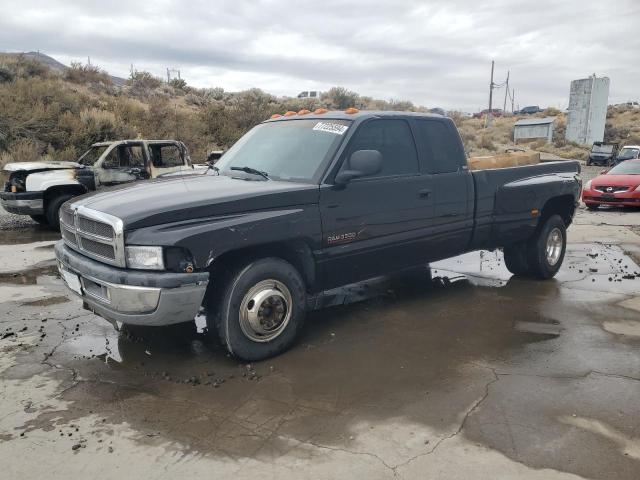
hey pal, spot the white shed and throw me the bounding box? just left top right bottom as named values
left=513, top=117, right=556, bottom=143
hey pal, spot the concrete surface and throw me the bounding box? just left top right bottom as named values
left=1, top=202, right=640, bottom=479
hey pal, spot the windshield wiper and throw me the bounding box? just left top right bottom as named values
left=230, top=166, right=270, bottom=180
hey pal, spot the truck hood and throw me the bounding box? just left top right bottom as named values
left=4, top=161, right=82, bottom=172
left=71, top=174, right=319, bottom=230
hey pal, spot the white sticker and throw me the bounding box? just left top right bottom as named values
left=313, top=122, right=349, bottom=135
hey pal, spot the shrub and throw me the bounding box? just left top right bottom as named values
left=0, top=139, right=41, bottom=167
left=65, top=62, right=112, bottom=86
left=169, top=78, right=187, bottom=90
left=128, top=70, right=162, bottom=90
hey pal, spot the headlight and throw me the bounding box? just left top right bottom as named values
left=584, top=180, right=592, bottom=191
left=125, top=246, right=164, bottom=270
left=635, top=185, right=640, bottom=192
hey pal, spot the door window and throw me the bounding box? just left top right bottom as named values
left=414, top=120, right=466, bottom=174
left=345, top=119, right=419, bottom=177
left=101, top=148, right=120, bottom=169
left=149, top=144, right=183, bottom=168
left=126, top=145, right=145, bottom=167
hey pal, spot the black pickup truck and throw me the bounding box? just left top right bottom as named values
left=55, top=110, right=581, bottom=360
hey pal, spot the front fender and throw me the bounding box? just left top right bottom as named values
left=26, top=169, right=82, bottom=192
left=124, top=205, right=323, bottom=270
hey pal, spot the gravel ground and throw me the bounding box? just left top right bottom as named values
left=0, top=204, right=39, bottom=230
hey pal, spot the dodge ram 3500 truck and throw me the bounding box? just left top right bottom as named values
left=55, top=110, right=581, bottom=360
left=1, top=139, right=193, bottom=229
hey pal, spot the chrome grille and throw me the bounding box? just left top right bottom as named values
left=60, top=207, right=75, bottom=228
left=59, top=206, right=125, bottom=267
left=77, top=217, right=114, bottom=239
left=79, top=237, right=116, bottom=260
left=60, top=225, right=77, bottom=246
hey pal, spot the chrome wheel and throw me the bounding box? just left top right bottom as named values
left=238, top=279, right=292, bottom=342
left=545, top=227, right=563, bottom=266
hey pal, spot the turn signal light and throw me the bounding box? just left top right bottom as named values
left=270, top=113, right=281, bottom=119
left=314, top=108, right=328, bottom=114
left=298, top=109, right=311, bottom=115
left=284, top=111, right=297, bottom=116
left=11, top=185, right=17, bottom=193
left=345, top=107, right=359, bottom=114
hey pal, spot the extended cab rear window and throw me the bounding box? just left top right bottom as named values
left=414, top=120, right=466, bottom=174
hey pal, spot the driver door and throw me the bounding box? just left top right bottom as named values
left=95, top=143, right=147, bottom=187
left=318, top=118, right=436, bottom=289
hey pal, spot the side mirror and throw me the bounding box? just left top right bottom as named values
left=334, top=150, right=383, bottom=185
left=207, top=150, right=224, bottom=164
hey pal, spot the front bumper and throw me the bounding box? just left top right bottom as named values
left=0, top=191, right=44, bottom=215
left=583, top=190, right=640, bottom=207
left=54, top=241, right=209, bottom=326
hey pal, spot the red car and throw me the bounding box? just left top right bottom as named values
left=582, top=159, right=640, bottom=209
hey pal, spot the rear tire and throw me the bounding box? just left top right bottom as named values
left=29, top=214, right=49, bottom=225
left=503, top=243, right=530, bottom=276
left=45, top=194, right=75, bottom=230
left=525, top=214, right=566, bottom=279
left=206, top=257, right=306, bottom=361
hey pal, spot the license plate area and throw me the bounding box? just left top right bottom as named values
left=60, top=266, right=83, bottom=295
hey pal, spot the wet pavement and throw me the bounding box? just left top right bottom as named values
left=1, top=205, right=640, bottom=479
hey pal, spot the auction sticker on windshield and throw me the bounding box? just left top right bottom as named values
left=313, top=122, right=349, bottom=135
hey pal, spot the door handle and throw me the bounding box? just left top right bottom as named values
left=418, top=188, right=431, bottom=198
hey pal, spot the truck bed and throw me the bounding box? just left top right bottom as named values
left=470, top=160, right=581, bottom=250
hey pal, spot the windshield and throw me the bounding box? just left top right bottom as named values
left=618, top=148, right=640, bottom=160
left=78, top=145, right=109, bottom=166
left=592, top=144, right=614, bottom=154
left=607, top=161, right=640, bottom=175
left=215, top=119, right=351, bottom=183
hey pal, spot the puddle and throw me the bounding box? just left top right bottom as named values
left=3, top=241, right=640, bottom=479
left=0, top=228, right=59, bottom=245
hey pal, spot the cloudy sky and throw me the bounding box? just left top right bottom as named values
left=1, top=0, right=638, bottom=111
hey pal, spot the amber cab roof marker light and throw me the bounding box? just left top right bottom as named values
left=345, top=107, right=359, bottom=114
left=314, top=108, right=328, bottom=114
left=284, top=111, right=297, bottom=116
left=270, top=113, right=282, bottom=119
left=298, top=109, right=311, bottom=115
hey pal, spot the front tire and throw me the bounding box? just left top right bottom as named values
left=29, top=214, right=49, bottom=225
left=206, top=257, right=306, bottom=361
left=45, top=194, right=75, bottom=230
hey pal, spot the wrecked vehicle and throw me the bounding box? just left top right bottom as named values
left=615, top=145, right=640, bottom=164
left=54, top=110, right=581, bottom=361
left=586, top=142, right=618, bottom=166
left=0, top=140, right=193, bottom=228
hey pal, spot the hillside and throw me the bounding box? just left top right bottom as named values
left=0, top=52, right=638, bottom=168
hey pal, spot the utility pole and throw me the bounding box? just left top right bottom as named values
left=511, top=89, right=515, bottom=113
left=486, top=60, right=495, bottom=128
left=503, top=70, right=510, bottom=112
